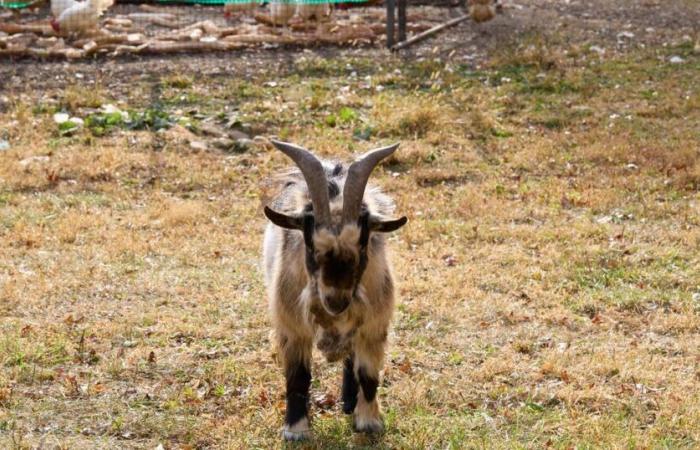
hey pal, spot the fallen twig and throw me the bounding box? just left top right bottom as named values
left=0, top=22, right=53, bottom=36
left=392, top=14, right=469, bottom=51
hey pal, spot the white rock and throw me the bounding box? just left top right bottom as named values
left=53, top=112, right=70, bottom=124
left=669, top=55, right=685, bottom=64
left=101, top=104, right=122, bottom=115
left=189, top=140, right=208, bottom=151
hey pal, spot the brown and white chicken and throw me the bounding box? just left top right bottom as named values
left=50, top=0, right=113, bottom=34
left=469, top=0, right=496, bottom=23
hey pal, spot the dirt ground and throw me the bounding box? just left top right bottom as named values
left=1, top=0, right=697, bottom=87
left=1, top=0, right=699, bottom=449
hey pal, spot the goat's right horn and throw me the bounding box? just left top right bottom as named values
left=342, top=143, right=400, bottom=225
left=270, top=140, right=332, bottom=227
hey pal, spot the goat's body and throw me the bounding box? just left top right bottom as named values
left=263, top=160, right=399, bottom=438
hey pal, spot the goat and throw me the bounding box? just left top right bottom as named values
left=262, top=140, right=407, bottom=440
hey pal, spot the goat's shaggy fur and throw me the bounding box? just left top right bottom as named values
left=262, top=145, right=405, bottom=440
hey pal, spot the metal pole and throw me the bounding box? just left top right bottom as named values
left=398, top=0, right=407, bottom=43
left=386, top=0, right=395, bottom=49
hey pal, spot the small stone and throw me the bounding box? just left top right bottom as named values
left=232, top=138, right=254, bottom=153
left=589, top=45, right=605, bottom=55
left=692, top=293, right=700, bottom=302
left=228, top=129, right=250, bottom=141
left=617, top=31, right=635, bottom=39
left=212, top=137, right=235, bottom=151
left=669, top=55, right=685, bottom=64
left=0, top=139, right=9, bottom=151
left=53, top=112, right=70, bottom=124
left=189, top=140, right=208, bottom=152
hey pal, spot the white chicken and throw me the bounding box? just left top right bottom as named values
left=50, top=0, right=113, bottom=34
left=294, top=2, right=330, bottom=23
left=223, top=1, right=256, bottom=19
left=269, top=1, right=296, bottom=27
left=51, top=0, right=77, bottom=19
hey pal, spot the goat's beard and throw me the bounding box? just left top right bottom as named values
left=303, top=281, right=366, bottom=363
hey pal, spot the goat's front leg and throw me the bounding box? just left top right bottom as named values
left=281, top=338, right=313, bottom=441
left=341, top=353, right=359, bottom=414
left=351, top=336, right=386, bottom=434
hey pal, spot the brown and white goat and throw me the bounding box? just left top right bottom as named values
left=262, top=140, right=407, bottom=440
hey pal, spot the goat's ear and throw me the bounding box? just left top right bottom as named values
left=369, top=215, right=408, bottom=233
left=264, top=206, right=304, bottom=230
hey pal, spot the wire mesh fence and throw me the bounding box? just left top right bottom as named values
left=0, top=0, right=478, bottom=58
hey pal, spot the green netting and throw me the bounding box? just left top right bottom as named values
left=0, top=0, right=35, bottom=8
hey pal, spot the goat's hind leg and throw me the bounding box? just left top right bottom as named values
left=280, top=335, right=313, bottom=441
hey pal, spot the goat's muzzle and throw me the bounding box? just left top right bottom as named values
left=323, top=294, right=351, bottom=316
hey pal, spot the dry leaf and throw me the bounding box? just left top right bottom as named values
left=313, top=392, right=337, bottom=410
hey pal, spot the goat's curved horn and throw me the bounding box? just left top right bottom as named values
left=342, top=143, right=400, bottom=225
left=270, top=140, right=331, bottom=226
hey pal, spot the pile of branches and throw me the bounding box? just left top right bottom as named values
left=0, top=5, right=435, bottom=58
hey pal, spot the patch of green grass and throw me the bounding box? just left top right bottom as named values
left=161, top=74, right=193, bottom=89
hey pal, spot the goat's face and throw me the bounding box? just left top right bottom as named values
left=265, top=207, right=406, bottom=316
left=312, top=225, right=362, bottom=315
left=264, top=140, right=406, bottom=316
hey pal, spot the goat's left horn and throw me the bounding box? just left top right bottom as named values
left=341, top=143, right=400, bottom=225
left=270, top=139, right=332, bottom=227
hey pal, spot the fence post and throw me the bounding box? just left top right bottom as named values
left=398, top=0, right=407, bottom=43
left=386, top=0, right=396, bottom=48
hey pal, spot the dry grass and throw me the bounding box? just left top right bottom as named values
left=1, top=30, right=700, bottom=449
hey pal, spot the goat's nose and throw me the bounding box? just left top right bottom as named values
left=324, top=296, right=350, bottom=315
